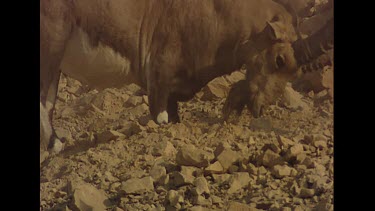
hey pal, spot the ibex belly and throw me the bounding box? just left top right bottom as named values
left=60, top=28, right=136, bottom=90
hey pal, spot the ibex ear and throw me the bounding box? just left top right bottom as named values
left=265, top=21, right=285, bottom=41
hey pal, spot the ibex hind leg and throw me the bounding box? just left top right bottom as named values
left=40, top=67, right=63, bottom=154
left=40, top=2, right=72, bottom=154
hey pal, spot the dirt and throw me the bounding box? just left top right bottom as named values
left=40, top=63, right=333, bottom=211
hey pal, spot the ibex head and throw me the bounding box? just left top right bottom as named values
left=223, top=2, right=333, bottom=120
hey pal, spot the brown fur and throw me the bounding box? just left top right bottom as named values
left=40, top=0, right=299, bottom=151
left=224, top=42, right=298, bottom=119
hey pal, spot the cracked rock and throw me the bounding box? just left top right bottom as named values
left=176, top=144, right=214, bottom=168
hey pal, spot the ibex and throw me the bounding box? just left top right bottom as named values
left=40, top=0, right=330, bottom=153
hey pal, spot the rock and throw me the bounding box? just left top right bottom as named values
left=313, top=162, right=326, bottom=176
left=265, top=143, right=281, bottom=154
left=142, top=95, right=149, bottom=105
left=228, top=165, right=240, bottom=174
left=200, top=77, right=230, bottom=100
left=205, top=161, right=224, bottom=174
left=247, top=163, right=258, bottom=175
left=212, top=174, right=231, bottom=185
left=315, top=89, right=329, bottom=101
left=138, top=115, right=152, bottom=126
left=176, top=144, right=214, bottom=168
left=193, top=195, right=212, bottom=206
left=216, top=148, right=240, bottom=171
left=96, top=130, right=125, bottom=143
left=299, top=188, right=315, bottom=198
left=169, top=171, right=194, bottom=187
left=188, top=206, right=212, bottom=211
left=227, top=172, right=251, bottom=194
left=248, top=136, right=256, bottom=145
left=124, top=96, right=143, bottom=107
left=286, top=144, right=304, bottom=160
left=149, top=165, right=167, bottom=185
left=277, top=135, right=295, bottom=149
left=313, top=199, right=333, bottom=211
left=54, top=127, right=72, bottom=142
left=193, top=177, right=210, bottom=195
left=225, top=70, right=245, bottom=84
left=281, top=83, right=309, bottom=111
left=125, top=83, right=142, bottom=93
left=211, top=195, right=223, bottom=204
left=295, top=153, right=307, bottom=164
left=314, top=140, right=327, bottom=150
left=152, top=140, right=177, bottom=157
left=249, top=117, right=273, bottom=131
left=146, top=120, right=159, bottom=129
left=227, top=201, right=259, bottom=211
left=166, top=190, right=184, bottom=208
left=121, top=176, right=154, bottom=194
left=293, top=205, right=305, bottom=211
left=127, top=103, right=149, bottom=117
left=262, top=149, right=283, bottom=167
left=119, top=122, right=142, bottom=137
left=167, top=123, right=192, bottom=140
left=272, top=165, right=292, bottom=178
left=104, top=171, right=118, bottom=182
left=281, top=208, right=292, bottom=211
left=40, top=151, right=49, bottom=164
left=71, top=182, right=110, bottom=211
left=213, top=142, right=231, bottom=157
left=181, top=166, right=201, bottom=177
left=258, top=166, right=268, bottom=175
left=302, top=157, right=313, bottom=168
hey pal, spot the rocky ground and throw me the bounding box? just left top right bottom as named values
left=40, top=61, right=333, bottom=211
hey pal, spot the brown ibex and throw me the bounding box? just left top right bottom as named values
left=40, top=0, right=329, bottom=153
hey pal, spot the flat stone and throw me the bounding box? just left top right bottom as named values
left=211, top=195, right=223, bottom=204
left=247, top=163, right=258, bottom=175
left=119, top=122, right=142, bottom=137
left=227, top=201, right=259, bottom=211
left=286, top=144, right=304, bottom=160
left=188, top=206, right=212, bottom=211
left=201, top=77, right=230, bottom=100
left=277, top=135, right=295, bottom=149
left=54, top=127, right=72, bottom=142
left=127, top=103, right=148, bottom=117
left=152, top=140, right=177, bottom=157
left=299, top=188, right=315, bottom=198
left=216, top=148, right=241, bottom=171
left=146, top=120, right=159, bottom=129
left=314, top=140, right=327, bottom=149
left=205, top=161, right=224, bottom=174
left=212, top=174, right=231, bottom=184
left=227, top=172, right=251, bottom=194
left=262, top=149, right=283, bottom=167
left=166, top=190, right=184, bottom=208
left=272, top=165, right=292, bottom=178
left=121, top=176, right=154, bottom=194
left=149, top=165, right=167, bottom=184
left=193, top=177, right=210, bottom=195
left=71, top=182, right=110, bottom=211
left=96, top=130, right=125, bottom=143
left=169, top=171, right=194, bottom=187
left=193, top=195, right=212, bottom=206
left=213, top=142, right=231, bottom=157
left=124, top=96, right=143, bottom=107
left=176, top=144, right=214, bottom=168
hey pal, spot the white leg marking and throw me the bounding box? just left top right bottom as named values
left=51, top=138, right=64, bottom=154
left=157, top=111, right=168, bottom=124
